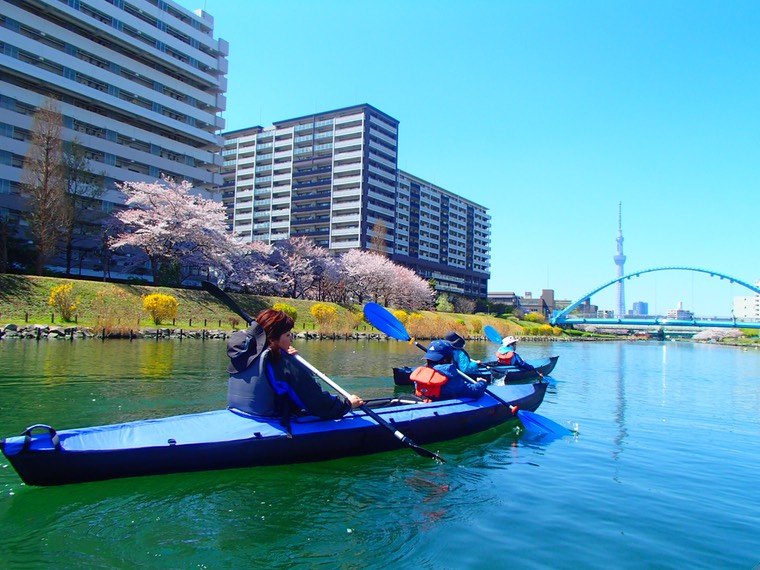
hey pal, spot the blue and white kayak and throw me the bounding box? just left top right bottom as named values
left=1, top=382, right=547, bottom=486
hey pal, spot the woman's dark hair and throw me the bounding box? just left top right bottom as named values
left=255, top=309, right=294, bottom=363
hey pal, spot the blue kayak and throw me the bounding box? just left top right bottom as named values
left=393, top=355, right=559, bottom=386
left=1, top=382, right=547, bottom=486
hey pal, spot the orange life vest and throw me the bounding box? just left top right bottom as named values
left=410, top=366, right=449, bottom=400
left=496, top=351, right=515, bottom=365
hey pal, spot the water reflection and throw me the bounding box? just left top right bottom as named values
left=612, top=342, right=628, bottom=470
left=137, top=341, right=177, bottom=379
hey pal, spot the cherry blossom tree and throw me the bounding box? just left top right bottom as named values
left=315, top=255, right=345, bottom=302
left=226, top=240, right=281, bottom=295
left=386, top=262, right=435, bottom=310
left=341, top=249, right=392, bottom=304
left=109, top=177, right=238, bottom=284
left=271, top=237, right=332, bottom=299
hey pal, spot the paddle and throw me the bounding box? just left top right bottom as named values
left=364, top=303, right=570, bottom=436
left=483, top=325, right=503, bottom=345
left=201, top=281, right=445, bottom=462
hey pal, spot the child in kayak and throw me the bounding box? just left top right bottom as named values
left=496, top=336, right=539, bottom=373
left=411, top=339, right=488, bottom=402
left=444, top=331, right=482, bottom=375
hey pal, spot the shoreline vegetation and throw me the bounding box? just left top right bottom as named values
left=1, top=275, right=758, bottom=348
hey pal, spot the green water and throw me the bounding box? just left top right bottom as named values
left=1, top=338, right=759, bottom=569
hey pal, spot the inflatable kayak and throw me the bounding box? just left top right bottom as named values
left=1, top=382, right=547, bottom=486
left=392, top=355, right=559, bottom=386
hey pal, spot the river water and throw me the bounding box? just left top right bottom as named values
left=0, top=337, right=758, bottom=569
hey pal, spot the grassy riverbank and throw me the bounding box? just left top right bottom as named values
left=0, top=274, right=530, bottom=338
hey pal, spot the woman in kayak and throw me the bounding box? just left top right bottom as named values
left=444, top=331, right=481, bottom=375
left=410, top=339, right=488, bottom=401
left=227, top=308, right=363, bottom=421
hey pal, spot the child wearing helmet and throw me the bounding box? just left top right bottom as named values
left=410, top=339, right=488, bottom=401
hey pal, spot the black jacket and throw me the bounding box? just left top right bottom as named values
left=227, top=349, right=350, bottom=419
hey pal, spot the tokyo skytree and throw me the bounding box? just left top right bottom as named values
left=613, top=202, right=626, bottom=317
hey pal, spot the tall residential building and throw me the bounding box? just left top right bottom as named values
left=0, top=0, right=228, bottom=274
left=613, top=201, right=626, bottom=317
left=221, top=104, right=491, bottom=298
left=733, top=280, right=760, bottom=320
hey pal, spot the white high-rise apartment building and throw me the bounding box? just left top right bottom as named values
left=0, top=0, right=228, bottom=274
left=733, top=280, right=760, bottom=320
left=221, top=104, right=491, bottom=298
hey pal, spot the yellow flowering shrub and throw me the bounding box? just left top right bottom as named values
left=48, top=283, right=78, bottom=322
left=143, top=293, right=178, bottom=325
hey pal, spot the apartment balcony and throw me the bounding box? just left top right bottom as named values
left=333, top=163, right=361, bottom=174
left=367, top=189, right=395, bottom=207
left=272, top=196, right=291, bottom=205
left=367, top=175, right=396, bottom=194
left=293, top=165, right=332, bottom=178
left=369, top=115, right=397, bottom=136
left=332, top=188, right=361, bottom=200
left=331, top=201, right=361, bottom=213
left=292, top=203, right=330, bottom=215
left=368, top=151, right=396, bottom=170
left=368, top=139, right=397, bottom=159
left=330, top=212, right=360, bottom=223
left=329, top=238, right=361, bottom=249
left=332, top=175, right=361, bottom=188
left=292, top=190, right=331, bottom=202
left=333, top=149, right=363, bottom=161
left=369, top=128, right=397, bottom=148
left=293, top=178, right=332, bottom=190
left=291, top=228, right=330, bottom=238
left=331, top=227, right=359, bottom=237
left=334, top=124, right=363, bottom=137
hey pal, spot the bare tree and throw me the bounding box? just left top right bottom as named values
left=61, top=138, right=104, bottom=276
left=21, top=98, right=67, bottom=274
left=370, top=220, right=388, bottom=256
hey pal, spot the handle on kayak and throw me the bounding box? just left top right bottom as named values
left=22, top=424, right=61, bottom=452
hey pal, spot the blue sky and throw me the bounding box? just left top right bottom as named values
left=176, top=0, right=760, bottom=317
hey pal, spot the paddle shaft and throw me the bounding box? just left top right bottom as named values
left=295, top=355, right=445, bottom=460
left=201, top=282, right=445, bottom=461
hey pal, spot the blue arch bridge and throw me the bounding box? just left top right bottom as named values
left=550, top=267, right=760, bottom=330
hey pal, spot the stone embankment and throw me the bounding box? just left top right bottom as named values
left=1, top=323, right=592, bottom=343
left=1, top=324, right=403, bottom=341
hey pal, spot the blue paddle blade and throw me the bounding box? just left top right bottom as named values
left=363, top=302, right=412, bottom=342
left=517, top=410, right=572, bottom=436
left=484, top=325, right=503, bottom=345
